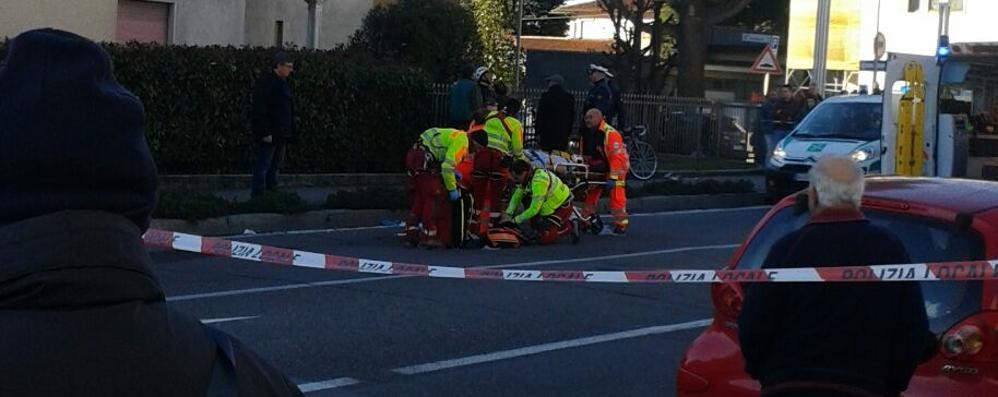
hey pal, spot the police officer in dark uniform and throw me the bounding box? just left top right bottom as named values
left=581, top=64, right=619, bottom=157
left=584, top=64, right=616, bottom=124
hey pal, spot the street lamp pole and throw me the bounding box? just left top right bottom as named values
left=812, top=0, right=831, bottom=95
left=514, top=0, right=525, bottom=89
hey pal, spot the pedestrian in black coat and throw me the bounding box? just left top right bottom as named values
left=0, top=28, right=302, bottom=397
left=535, top=74, right=575, bottom=152
left=738, top=155, right=936, bottom=397
left=250, top=52, right=296, bottom=196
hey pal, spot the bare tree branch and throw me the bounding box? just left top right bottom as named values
left=706, top=0, right=752, bottom=25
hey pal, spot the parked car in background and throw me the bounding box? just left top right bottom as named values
left=676, top=177, right=998, bottom=397
left=766, top=95, right=883, bottom=200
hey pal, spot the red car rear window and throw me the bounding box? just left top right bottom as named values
left=735, top=207, right=985, bottom=334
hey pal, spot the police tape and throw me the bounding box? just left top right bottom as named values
left=143, top=229, right=998, bottom=284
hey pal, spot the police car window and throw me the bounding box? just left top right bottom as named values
left=735, top=207, right=984, bottom=334
left=794, top=103, right=882, bottom=140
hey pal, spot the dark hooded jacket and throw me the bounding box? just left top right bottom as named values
left=536, top=84, right=575, bottom=151
left=0, top=28, right=302, bottom=397
left=0, top=211, right=303, bottom=396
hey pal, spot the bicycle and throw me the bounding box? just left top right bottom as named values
left=622, top=125, right=658, bottom=180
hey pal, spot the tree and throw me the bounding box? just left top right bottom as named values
left=469, top=0, right=518, bottom=83
left=671, top=0, right=752, bottom=97
left=349, top=0, right=482, bottom=82
left=595, top=0, right=678, bottom=94
left=520, top=0, right=570, bottom=37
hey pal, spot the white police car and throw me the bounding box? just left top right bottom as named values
left=766, top=95, right=882, bottom=200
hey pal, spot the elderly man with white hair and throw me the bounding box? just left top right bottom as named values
left=738, top=155, right=935, bottom=397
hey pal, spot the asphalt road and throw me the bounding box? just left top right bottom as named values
left=150, top=206, right=771, bottom=396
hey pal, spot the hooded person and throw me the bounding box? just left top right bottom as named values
left=0, top=28, right=302, bottom=396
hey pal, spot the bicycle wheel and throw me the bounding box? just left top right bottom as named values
left=628, top=140, right=658, bottom=180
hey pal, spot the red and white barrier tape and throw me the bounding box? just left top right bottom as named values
left=143, top=229, right=998, bottom=283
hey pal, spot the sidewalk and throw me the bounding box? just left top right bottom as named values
left=151, top=192, right=765, bottom=236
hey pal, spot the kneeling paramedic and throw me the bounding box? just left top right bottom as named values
left=578, top=108, right=629, bottom=235
left=500, top=160, right=578, bottom=245
left=469, top=109, right=526, bottom=237
left=405, top=128, right=488, bottom=247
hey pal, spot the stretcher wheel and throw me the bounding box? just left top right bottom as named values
left=571, top=219, right=581, bottom=244
left=588, top=215, right=604, bottom=235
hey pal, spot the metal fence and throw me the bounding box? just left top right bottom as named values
left=430, top=84, right=761, bottom=163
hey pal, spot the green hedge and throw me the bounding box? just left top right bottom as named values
left=106, top=44, right=434, bottom=174
left=2, top=40, right=433, bottom=174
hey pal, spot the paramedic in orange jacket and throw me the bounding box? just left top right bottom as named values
left=579, top=108, right=629, bottom=235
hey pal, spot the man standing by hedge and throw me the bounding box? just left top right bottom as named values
left=250, top=52, right=296, bottom=197
left=447, top=65, right=482, bottom=129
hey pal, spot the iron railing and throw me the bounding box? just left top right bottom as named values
left=429, top=83, right=761, bottom=163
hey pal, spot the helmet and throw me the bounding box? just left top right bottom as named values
left=474, top=66, right=490, bottom=81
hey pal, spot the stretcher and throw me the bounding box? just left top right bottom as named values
left=523, top=149, right=605, bottom=195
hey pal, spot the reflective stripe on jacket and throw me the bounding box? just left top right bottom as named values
left=420, top=128, right=468, bottom=191
left=578, top=121, right=628, bottom=181
left=506, top=168, right=571, bottom=224
left=483, top=111, right=525, bottom=160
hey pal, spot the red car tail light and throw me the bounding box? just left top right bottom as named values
left=941, top=312, right=998, bottom=362
left=711, top=282, right=743, bottom=320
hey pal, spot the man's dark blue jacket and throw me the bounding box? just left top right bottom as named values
left=739, top=208, right=936, bottom=397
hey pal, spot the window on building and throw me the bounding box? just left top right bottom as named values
left=908, top=0, right=920, bottom=12
left=116, top=0, right=171, bottom=44
left=930, top=0, right=964, bottom=11
left=274, top=21, right=285, bottom=48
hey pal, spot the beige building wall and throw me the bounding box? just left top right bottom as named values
left=244, top=0, right=309, bottom=48
left=0, top=0, right=117, bottom=41
left=170, top=0, right=247, bottom=46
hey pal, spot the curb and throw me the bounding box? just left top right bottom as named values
left=151, top=193, right=765, bottom=236
left=151, top=209, right=403, bottom=236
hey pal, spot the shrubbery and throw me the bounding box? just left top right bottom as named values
left=105, top=43, right=433, bottom=174
left=2, top=39, right=435, bottom=174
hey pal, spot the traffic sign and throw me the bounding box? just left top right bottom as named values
left=859, top=60, right=887, bottom=71
left=749, top=47, right=783, bottom=74
left=874, top=32, right=886, bottom=60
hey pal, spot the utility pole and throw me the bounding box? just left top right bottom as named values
left=812, top=0, right=831, bottom=94
left=514, top=0, right=525, bottom=89
left=305, top=0, right=323, bottom=49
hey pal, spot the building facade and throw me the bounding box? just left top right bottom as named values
left=788, top=0, right=998, bottom=92
left=0, top=0, right=378, bottom=49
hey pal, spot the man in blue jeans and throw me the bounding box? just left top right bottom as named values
left=250, top=52, right=296, bottom=196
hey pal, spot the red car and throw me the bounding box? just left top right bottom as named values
left=677, top=177, right=998, bottom=396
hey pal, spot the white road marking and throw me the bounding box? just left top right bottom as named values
left=628, top=205, right=769, bottom=217
left=297, top=377, right=362, bottom=393
left=391, top=318, right=713, bottom=376
left=199, top=315, right=260, bottom=324
left=165, top=244, right=738, bottom=302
